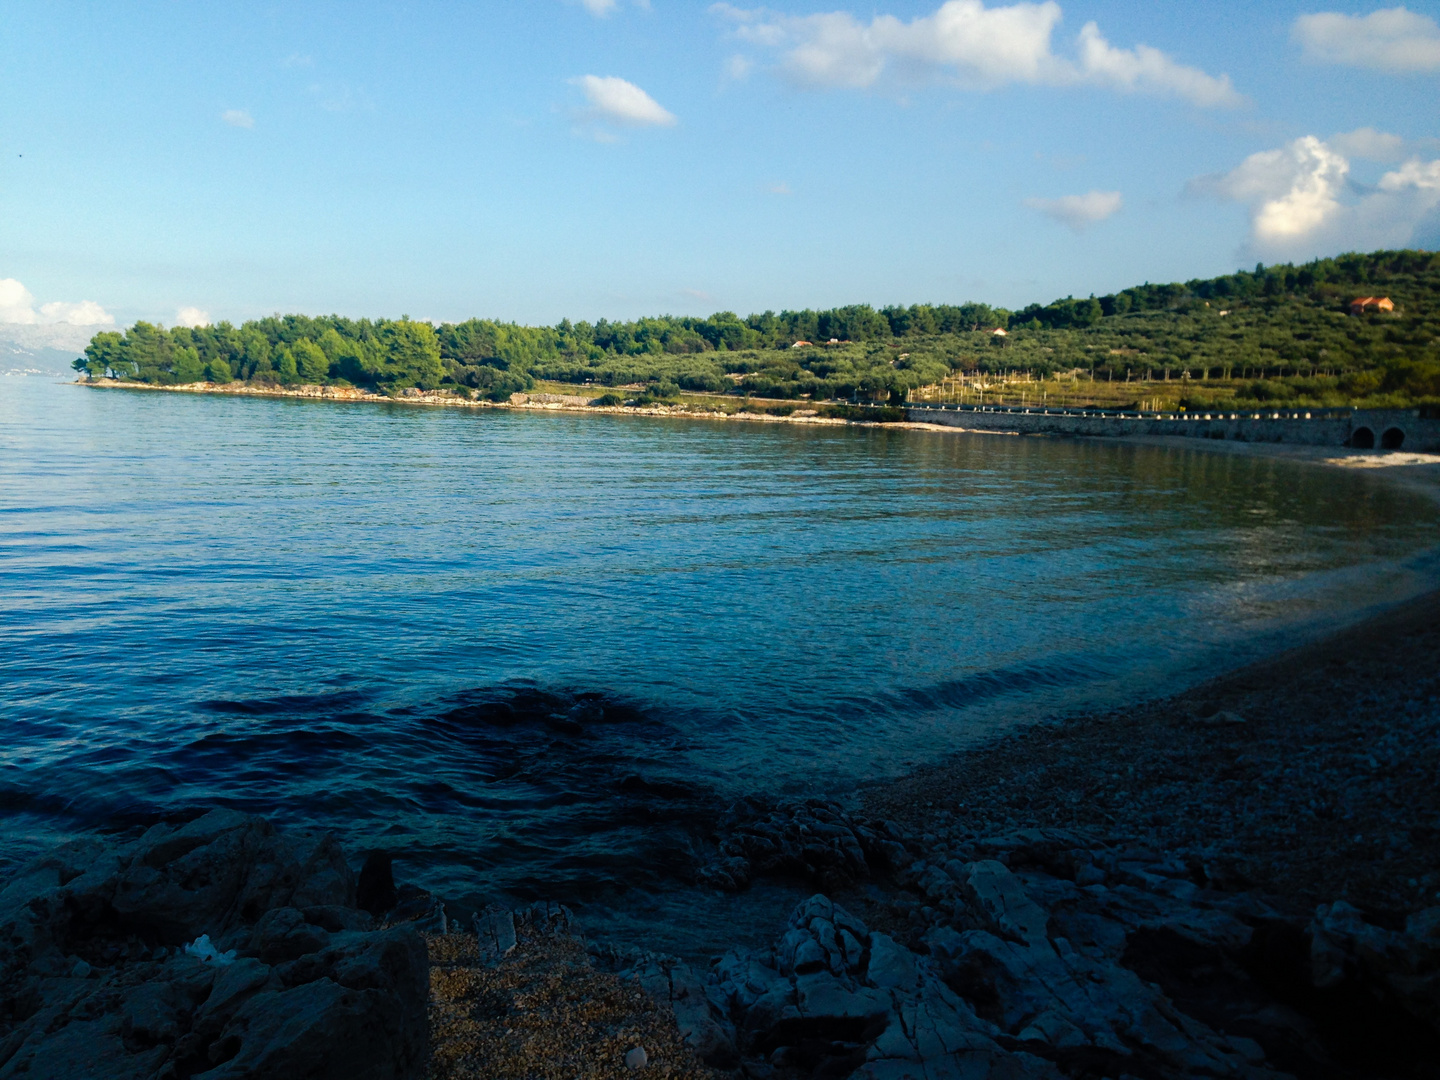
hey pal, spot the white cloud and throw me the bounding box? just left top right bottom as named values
left=769, top=181, right=793, bottom=195
left=1378, top=157, right=1440, bottom=193
left=711, top=1, right=1241, bottom=106
left=1329, top=126, right=1407, bottom=161
left=1190, top=135, right=1440, bottom=256
left=725, top=53, right=754, bottom=80
left=39, top=300, right=113, bottom=325
left=1194, top=136, right=1349, bottom=242
left=222, top=109, right=254, bottom=128
left=1075, top=22, right=1241, bottom=106
left=176, top=307, right=211, bottom=328
left=572, top=75, right=677, bottom=127
left=0, top=279, right=37, bottom=324
left=1293, top=7, right=1440, bottom=72
left=0, top=279, right=114, bottom=326
left=1024, top=190, right=1122, bottom=230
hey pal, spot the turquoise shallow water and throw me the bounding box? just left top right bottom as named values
left=2, top=377, right=1437, bottom=950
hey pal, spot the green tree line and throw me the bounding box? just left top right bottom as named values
left=75, top=249, right=1440, bottom=407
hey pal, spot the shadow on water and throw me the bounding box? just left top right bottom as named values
left=162, top=666, right=1115, bottom=910
left=164, top=684, right=728, bottom=908
left=10, top=661, right=1112, bottom=928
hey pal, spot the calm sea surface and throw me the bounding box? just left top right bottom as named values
left=2, top=377, right=1438, bottom=951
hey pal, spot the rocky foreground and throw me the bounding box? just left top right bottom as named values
left=3, top=807, right=1435, bottom=1079
left=667, top=817, right=1439, bottom=1079
left=0, top=810, right=429, bottom=1079
left=3, top=594, right=1440, bottom=1078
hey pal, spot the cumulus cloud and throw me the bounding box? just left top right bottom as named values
left=0, top=279, right=114, bottom=325
left=0, top=280, right=37, bottom=324
left=222, top=109, right=254, bottom=128
left=1378, top=157, right=1440, bottom=193
left=1024, top=190, right=1122, bottom=230
left=1329, top=126, right=1408, bottom=162
left=572, top=75, right=677, bottom=127
left=176, top=307, right=211, bottom=328
left=1190, top=135, right=1440, bottom=256
left=40, top=300, right=113, bottom=325
left=1192, top=136, right=1350, bottom=242
left=711, top=1, right=1241, bottom=106
left=1293, top=7, right=1440, bottom=72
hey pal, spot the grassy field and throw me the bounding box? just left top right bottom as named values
left=909, top=371, right=1271, bottom=413
left=530, top=374, right=1300, bottom=416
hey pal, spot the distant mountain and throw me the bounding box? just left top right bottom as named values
left=0, top=323, right=109, bottom=375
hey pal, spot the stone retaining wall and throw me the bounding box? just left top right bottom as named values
left=905, top=403, right=1440, bottom=451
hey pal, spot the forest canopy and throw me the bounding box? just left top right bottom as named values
left=75, top=249, right=1440, bottom=407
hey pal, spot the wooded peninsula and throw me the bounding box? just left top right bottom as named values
left=74, top=248, right=1440, bottom=411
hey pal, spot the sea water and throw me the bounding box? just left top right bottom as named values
left=2, top=376, right=1437, bottom=952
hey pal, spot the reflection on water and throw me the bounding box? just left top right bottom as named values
left=1, top=378, right=1437, bottom=951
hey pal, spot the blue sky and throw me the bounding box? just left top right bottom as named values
left=1, top=1, right=1438, bottom=329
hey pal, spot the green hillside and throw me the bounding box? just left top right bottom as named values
left=76, top=249, right=1440, bottom=410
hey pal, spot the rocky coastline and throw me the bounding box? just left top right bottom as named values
left=74, top=378, right=859, bottom=428
left=4, top=586, right=1439, bottom=1078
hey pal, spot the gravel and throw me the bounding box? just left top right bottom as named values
left=427, top=926, right=717, bottom=1080
left=860, top=587, right=1440, bottom=922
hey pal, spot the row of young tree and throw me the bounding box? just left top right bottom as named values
left=76, top=249, right=1440, bottom=405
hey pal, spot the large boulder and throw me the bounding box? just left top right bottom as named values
left=706, top=870, right=1294, bottom=1079
left=0, top=811, right=428, bottom=1080
left=710, top=894, right=1061, bottom=1079
left=1309, top=900, right=1440, bottom=1028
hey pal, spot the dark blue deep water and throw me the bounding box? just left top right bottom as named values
left=3, top=377, right=1438, bottom=951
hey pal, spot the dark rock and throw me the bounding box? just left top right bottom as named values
left=472, top=906, right=517, bottom=963
left=196, top=936, right=426, bottom=1080
left=0, top=811, right=428, bottom=1080
left=357, top=853, right=398, bottom=918
left=1309, top=900, right=1440, bottom=1028
left=710, top=868, right=1335, bottom=1079
left=586, top=924, right=741, bottom=1067
left=381, top=886, right=447, bottom=935
left=696, top=799, right=904, bottom=894
left=248, top=907, right=330, bottom=964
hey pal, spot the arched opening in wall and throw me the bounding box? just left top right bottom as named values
left=1351, top=427, right=1375, bottom=449
left=1381, top=427, right=1405, bottom=449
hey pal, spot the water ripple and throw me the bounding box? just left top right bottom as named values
left=2, top=378, right=1438, bottom=951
